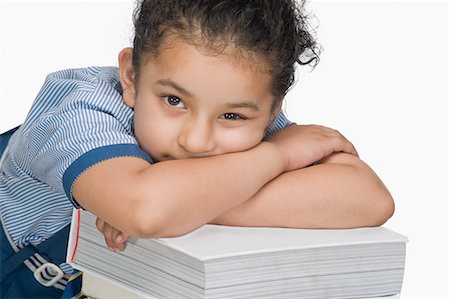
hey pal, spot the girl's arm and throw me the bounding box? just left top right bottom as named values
left=209, top=152, right=394, bottom=229
left=73, top=124, right=355, bottom=248
left=73, top=142, right=284, bottom=239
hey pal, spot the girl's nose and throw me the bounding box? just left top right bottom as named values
left=177, top=119, right=216, bottom=156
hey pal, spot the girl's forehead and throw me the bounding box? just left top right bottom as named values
left=145, top=35, right=273, bottom=76
left=158, top=43, right=269, bottom=83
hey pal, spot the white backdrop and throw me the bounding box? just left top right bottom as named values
left=1, top=1, right=448, bottom=298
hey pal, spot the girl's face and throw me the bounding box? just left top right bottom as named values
left=119, top=40, right=277, bottom=161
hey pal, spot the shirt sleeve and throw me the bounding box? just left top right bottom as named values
left=263, top=110, right=293, bottom=139
left=62, top=144, right=151, bottom=208
left=21, top=69, right=152, bottom=208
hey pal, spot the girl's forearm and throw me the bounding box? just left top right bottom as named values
left=135, top=142, right=285, bottom=236
left=74, top=142, right=284, bottom=239
left=210, top=153, right=394, bottom=229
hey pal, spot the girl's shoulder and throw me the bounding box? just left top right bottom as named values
left=45, top=66, right=119, bottom=87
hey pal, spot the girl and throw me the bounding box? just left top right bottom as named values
left=0, top=0, right=394, bottom=297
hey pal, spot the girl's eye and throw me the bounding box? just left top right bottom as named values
left=220, top=113, right=246, bottom=120
left=163, top=95, right=186, bottom=108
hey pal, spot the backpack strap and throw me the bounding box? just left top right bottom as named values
left=0, top=126, right=20, bottom=156
left=1, top=224, right=71, bottom=289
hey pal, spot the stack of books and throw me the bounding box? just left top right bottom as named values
left=67, top=210, right=407, bottom=299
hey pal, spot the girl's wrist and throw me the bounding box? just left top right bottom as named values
left=254, top=141, right=286, bottom=176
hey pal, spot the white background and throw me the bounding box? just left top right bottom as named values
left=1, top=1, right=448, bottom=298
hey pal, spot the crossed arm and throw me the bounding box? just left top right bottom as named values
left=209, top=152, right=393, bottom=229
left=73, top=124, right=394, bottom=251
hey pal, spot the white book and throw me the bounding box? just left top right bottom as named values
left=67, top=209, right=408, bottom=299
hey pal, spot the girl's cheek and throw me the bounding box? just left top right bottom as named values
left=218, top=130, right=263, bottom=153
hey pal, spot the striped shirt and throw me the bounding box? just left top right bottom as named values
left=0, top=66, right=291, bottom=271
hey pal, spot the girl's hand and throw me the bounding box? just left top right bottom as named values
left=96, top=217, right=129, bottom=252
left=268, top=124, right=358, bottom=172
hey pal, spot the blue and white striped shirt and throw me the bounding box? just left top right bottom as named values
left=0, top=66, right=291, bottom=270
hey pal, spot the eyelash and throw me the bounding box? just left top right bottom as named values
left=162, top=95, right=247, bottom=120
left=219, top=113, right=247, bottom=120
left=162, top=95, right=186, bottom=109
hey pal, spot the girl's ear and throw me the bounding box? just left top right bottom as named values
left=118, top=48, right=137, bottom=108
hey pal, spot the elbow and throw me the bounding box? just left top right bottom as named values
left=131, top=213, right=197, bottom=239
left=128, top=197, right=194, bottom=239
left=125, top=197, right=168, bottom=239
left=380, top=192, right=395, bottom=225
left=133, top=207, right=183, bottom=239
left=368, top=190, right=395, bottom=227
left=351, top=160, right=395, bottom=227
left=128, top=212, right=161, bottom=239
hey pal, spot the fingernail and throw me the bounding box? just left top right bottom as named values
left=115, top=235, right=123, bottom=243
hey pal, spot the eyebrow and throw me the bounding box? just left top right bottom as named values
left=156, top=78, right=260, bottom=112
left=156, top=79, right=193, bottom=97
left=225, top=102, right=260, bottom=112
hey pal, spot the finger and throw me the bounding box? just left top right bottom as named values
left=100, top=221, right=128, bottom=251
left=104, top=224, right=123, bottom=252
left=101, top=223, right=116, bottom=250
left=97, top=219, right=116, bottom=250
left=111, top=230, right=125, bottom=247
left=344, top=137, right=359, bottom=157
left=96, top=218, right=105, bottom=232
left=113, top=233, right=129, bottom=251
left=350, top=143, right=359, bottom=157
left=105, top=226, right=129, bottom=251
left=96, top=219, right=119, bottom=251
left=344, top=142, right=358, bottom=157
left=114, top=232, right=130, bottom=244
left=330, top=131, right=359, bottom=157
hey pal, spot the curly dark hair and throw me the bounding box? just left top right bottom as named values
left=132, top=0, right=320, bottom=109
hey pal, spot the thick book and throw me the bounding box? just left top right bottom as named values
left=67, top=209, right=408, bottom=299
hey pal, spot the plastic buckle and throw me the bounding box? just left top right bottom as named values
left=33, top=262, right=64, bottom=287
